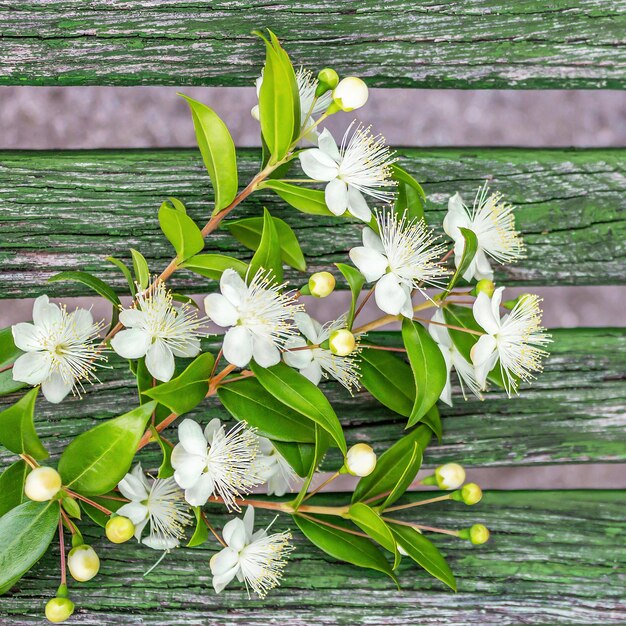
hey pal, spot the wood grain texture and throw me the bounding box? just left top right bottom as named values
left=0, top=1, right=624, bottom=88
left=1, top=147, right=624, bottom=298
left=0, top=490, right=624, bottom=625
left=1, top=329, right=624, bottom=470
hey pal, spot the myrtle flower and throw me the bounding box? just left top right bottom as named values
left=298, top=124, right=395, bottom=222
left=283, top=312, right=360, bottom=393
left=471, top=287, right=551, bottom=396
left=349, top=210, right=449, bottom=317
left=253, top=436, right=299, bottom=497
left=210, top=506, right=293, bottom=597
left=111, top=280, right=205, bottom=382
left=429, top=309, right=482, bottom=405
left=11, top=295, right=105, bottom=403
left=204, top=268, right=301, bottom=369
left=171, top=418, right=260, bottom=510
left=444, top=184, right=525, bottom=282
left=116, top=463, right=193, bottom=551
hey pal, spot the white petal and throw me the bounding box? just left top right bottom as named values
left=110, top=328, right=151, bottom=360
left=210, top=546, right=240, bottom=576
left=212, top=563, right=240, bottom=594
left=294, top=312, right=322, bottom=343
left=204, top=293, right=239, bottom=327
left=171, top=337, right=201, bottom=358
left=283, top=337, right=313, bottom=369
left=299, top=149, right=339, bottom=181
left=68, top=308, right=94, bottom=336
left=116, top=501, right=149, bottom=525
left=317, top=128, right=341, bottom=161
left=472, top=335, right=498, bottom=388
left=325, top=179, right=349, bottom=216
left=178, top=418, right=208, bottom=456
left=439, top=373, right=453, bottom=407
left=399, top=290, right=414, bottom=318
left=118, top=472, right=149, bottom=502
left=473, top=249, right=494, bottom=281
left=429, top=309, right=452, bottom=348
left=145, top=339, right=175, bottom=382
left=252, top=337, right=281, bottom=368
left=243, top=505, right=255, bottom=538
left=349, top=246, right=388, bottom=283
left=374, top=273, right=410, bottom=316
left=32, top=295, right=62, bottom=328
left=143, top=534, right=179, bottom=551
left=41, top=372, right=73, bottom=404
left=473, top=292, right=501, bottom=335
left=12, top=351, right=52, bottom=385
left=347, top=186, right=371, bottom=223
left=12, top=323, right=42, bottom=351
left=184, top=472, right=215, bottom=507
left=362, top=227, right=385, bottom=254
left=443, top=196, right=470, bottom=239
left=173, top=455, right=207, bottom=490
left=223, top=326, right=254, bottom=368
left=220, top=268, right=247, bottom=307
left=300, top=360, right=323, bottom=386
left=204, top=418, right=223, bottom=442
left=223, top=517, right=248, bottom=551
left=491, top=286, right=505, bottom=317
left=119, top=308, right=145, bottom=328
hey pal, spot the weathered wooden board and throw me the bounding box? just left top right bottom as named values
left=0, top=490, right=624, bottom=625
left=1, top=148, right=624, bottom=298
left=0, top=1, right=624, bottom=88
left=1, top=329, right=624, bottom=470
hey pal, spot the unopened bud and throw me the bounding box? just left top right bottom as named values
left=503, top=293, right=533, bottom=310
left=250, top=104, right=260, bottom=121
left=316, top=68, right=339, bottom=96
left=345, top=443, right=377, bottom=477
left=332, top=77, right=369, bottom=112
left=308, top=271, right=336, bottom=298
left=105, top=515, right=135, bottom=544
left=68, top=544, right=100, bottom=582
left=435, top=463, right=466, bottom=490
left=451, top=482, right=483, bottom=505
left=469, top=523, right=490, bottom=545
left=45, top=597, right=75, bottom=623
left=474, top=279, right=495, bottom=298
left=24, top=467, right=62, bottom=502
left=329, top=329, right=356, bottom=356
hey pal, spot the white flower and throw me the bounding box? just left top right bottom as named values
left=349, top=210, right=449, bottom=317
left=444, top=184, right=525, bottom=282
left=429, top=309, right=482, bottom=405
left=171, top=418, right=260, bottom=510
left=210, top=506, right=293, bottom=597
left=471, top=287, right=551, bottom=396
left=204, top=268, right=301, bottom=369
left=251, top=67, right=333, bottom=143
left=253, top=436, right=299, bottom=497
left=11, top=295, right=105, bottom=403
left=283, top=313, right=360, bottom=393
left=298, top=124, right=395, bottom=222
left=332, top=76, right=369, bottom=111
left=116, top=463, right=193, bottom=551
left=111, top=280, right=205, bottom=382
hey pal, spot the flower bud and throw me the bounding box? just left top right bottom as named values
left=105, top=515, right=135, bottom=544
left=329, top=329, right=356, bottom=356
left=250, top=104, right=260, bottom=121
left=469, top=523, right=490, bottom=545
left=452, top=482, right=482, bottom=505
left=308, top=271, right=336, bottom=298
left=316, top=68, right=339, bottom=96
left=474, top=279, right=495, bottom=298
left=435, top=463, right=466, bottom=490
left=345, top=443, right=377, bottom=477
left=68, top=544, right=100, bottom=582
left=503, top=293, right=533, bottom=310
left=24, top=467, right=62, bottom=502
left=45, top=597, right=75, bottom=623
left=332, top=77, right=369, bottom=112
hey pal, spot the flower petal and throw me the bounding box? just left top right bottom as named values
left=119, top=308, right=145, bottom=328
left=220, top=268, right=247, bottom=307
left=116, top=501, right=149, bottom=526
left=178, top=418, right=208, bottom=456
left=145, top=339, right=175, bottom=382
left=300, top=360, right=323, bottom=386
left=12, top=323, right=42, bottom=351
left=12, top=351, right=52, bottom=386
left=472, top=249, right=494, bottom=281
left=429, top=309, right=453, bottom=348
left=142, top=534, right=179, bottom=551
left=184, top=472, right=215, bottom=507
left=204, top=417, right=223, bottom=442
left=374, top=273, right=410, bottom=316
left=473, top=292, right=501, bottom=335
left=171, top=337, right=201, bottom=358
left=349, top=246, right=388, bottom=283
left=299, top=149, right=339, bottom=181
left=212, top=563, right=240, bottom=594
left=41, top=372, right=73, bottom=404
left=252, top=337, right=281, bottom=368
left=294, top=312, right=322, bottom=343
left=174, top=455, right=207, bottom=490
left=110, top=328, right=151, bottom=360
left=317, top=128, right=341, bottom=161
left=204, top=293, right=239, bottom=327
left=325, top=178, right=349, bottom=216
left=362, top=227, right=385, bottom=254
left=118, top=472, right=150, bottom=502
left=471, top=334, right=498, bottom=388
left=33, top=295, right=62, bottom=329
left=69, top=308, right=94, bottom=336
left=210, top=546, right=240, bottom=576
left=223, top=517, right=248, bottom=551
left=283, top=337, right=313, bottom=369
left=223, top=326, right=254, bottom=368
left=347, top=186, right=371, bottom=223
left=243, top=505, right=255, bottom=538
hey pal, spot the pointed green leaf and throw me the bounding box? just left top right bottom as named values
left=271, top=441, right=317, bottom=478
left=130, top=248, right=150, bottom=290
left=442, top=227, right=478, bottom=296
left=0, top=327, right=26, bottom=396
left=158, top=198, right=205, bottom=262
left=349, top=502, right=400, bottom=568
left=181, top=254, right=248, bottom=280
left=187, top=506, right=209, bottom=548
left=261, top=181, right=333, bottom=216
left=380, top=443, right=422, bottom=510
left=0, top=461, right=31, bottom=517
left=336, top=263, right=365, bottom=329
left=0, top=388, right=48, bottom=460
left=80, top=493, right=122, bottom=528
left=248, top=207, right=283, bottom=283
left=106, top=256, right=136, bottom=296
left=392, top=164, right=425, bottom=222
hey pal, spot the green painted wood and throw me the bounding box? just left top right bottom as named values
left=1, top=1, right=624, bottom=88
left=1, top=148, right=624, bottom=298
left=1, top=329, right=624, bottom=470
left=0, top=490, right=624, bottom=624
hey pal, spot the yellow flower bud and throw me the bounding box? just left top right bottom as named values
left=317, top=68, right=339, bottom=90
left=45, top=597, right=74, bottom=623
left=345, top=443, right=377, bottom=477
left=105, top=515, right=135, bottom=544
left=332, top=77, right=369, bottom=111
left=24, top=467, right=62, bottom=502
left=308, top=271, right=336, bottom=298
left=68, top=544, right=100, bottom=582
left=435, top=463, right=466, bottom=490
left=461, top=483, right=483, bottom=505
left=329, top=329, right=356, bottom=357
left=469, top=523, right=490, bottom=545
left=475, top=279, right=495, bottom=297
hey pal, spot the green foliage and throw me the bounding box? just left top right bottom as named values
left=158, top=197, right=205, bottom=262
left=261, top=181, right=334, bottom=216
left=0, top=387, right=48, bottom=460
left=272, top=441, right=317, bottom=478
left=336, top=264, right=365, bottom=329
left=0, top=460, right=31, bottom=517
left=181, top=254, right=248, bottom=280
left=130, top=248, right=150, bottom=290
left=0, top=327, right=26, bottom=396
left=187, top=507, right=209, bottom=548
left=391, top=164, right=425, bottom=222
left=248, top=208, right=283, bottom=283
left=106, top=256, right=136, bottom=296
left=348, top=502, right=400, bottom=568
left=379, top=443, right=423, bottom=509
left=80, top=493, right=122, bottom=528
left=442, top=227, right=478, bottom=295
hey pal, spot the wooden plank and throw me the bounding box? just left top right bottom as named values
left=1, top=148, right=624, bottom=298
left=0, top=490, right=624, bottom=624
left=0, top=1, right=624, bottom=88
left=1, top=329, right=624, bottom=469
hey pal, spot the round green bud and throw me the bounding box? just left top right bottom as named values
left=469, top=523, right=490, bottom=545
left=317, top=68, right=339, bottom=91
left=308, top=271, right=336, bottom=298
left=45, top=597, right=75, bottom=623
left=25, top=467, right=62, bottom=502
left=475, top=279, right=495, bottom=298
left=329, top=329, right=356, bottom=356
left=332, top=77, right=369, bottom=112
left=345, top=443, right=377, bottom=477
left=105, top=515, right=135, bottom=544
left=68, top=544, right=100, bottom=582
left=435, top=463, right=466, bottom=490
left=461, top=483, right=483, bottom=505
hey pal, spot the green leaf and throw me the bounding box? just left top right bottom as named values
left=61, top=496, right=82, bottom=520
left=226, top=214, right=306, bottom=272
left=248, top=207, right=283, bottom=283
left=130, top=248, right=150, bottom=290
left=271, top=441, right=317, bottom=478
left=106, top=256, right=136, bottom=296
left=349, top=502, right=400, bottom=568
left=358, top=348, right=415, bottom=417
left=390, top=524, right=457, bottom=591
left=352, top=426, right=431, bottom=505
left=0, top=500, right=59, bottom=594
left=151, top=426, right=174, bottom=479
left=143, top=352, right=214, bottom=416
left=158, top=198, right=205, bottom=262
left=0, top=388, right=48, bottom=460
left=181, top=253, right=248, bottom=280
left=443, top=227, right=478, bottom=296
left=179, top=94, right=238, bottom=214
left=391, top=164, right=425, bottom=222
left=294, top=515, right=397, bottom=583
left=0, top=327, right=26, bottom=396
left=80, top=493, right=122, bottom=528
left=336, top=264, right=365, bottom=329
left=261, top=181, right=334, bottom=216
left=218, top=378, right=315, bottom=443
left=250, top=362, right=346, bottom=454
left=402, top=318, right=447, bottom=428
left=187, top=506, right=209, bottom=547
left=380, top=443, right=422, bottom=510
left=0, top=461, right=30, bottom=517
left=58, top=402, right=155, bottom=496
left=421, top=405, right=443, bottom=442
left=291, top=426, right=330, bottom=509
